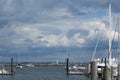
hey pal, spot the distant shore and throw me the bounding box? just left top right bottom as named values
left=0, top=63, right=66, bottom=67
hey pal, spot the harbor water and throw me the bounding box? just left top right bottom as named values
left=0, top=66, right=89, bottom=80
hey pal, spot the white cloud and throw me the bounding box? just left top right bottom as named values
left=0, top=0, right=119, bottom=57
left=0, top=17, right=113, bottom=48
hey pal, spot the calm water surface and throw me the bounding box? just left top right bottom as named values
left=0, top=66, right=90, bottom=80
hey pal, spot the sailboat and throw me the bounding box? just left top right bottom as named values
left=16, top=49, right=23, bottom=69
left=92, top=4, right=118, bottom=77
left=0, top=69, right=9, bottom=74
left=25, top=53, right=35, bottom=67
left=0, top=65, right=9, bottom=74
left=25, top=63, right=35, bottom=67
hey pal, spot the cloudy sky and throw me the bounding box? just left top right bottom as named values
left=0, top=0, right=120, bottom=62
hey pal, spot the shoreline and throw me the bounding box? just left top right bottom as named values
left=0, top=63, right=66, bottom=67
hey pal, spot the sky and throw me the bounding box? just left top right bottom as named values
left=0, top=0, right=120, bottom=63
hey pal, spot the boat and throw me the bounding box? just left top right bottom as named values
left=72, top=64, right=86, bottom=70
left=91, top=4, right=119, bottom=77
left=68, top=64, right=86, bottom=75
left=25, top=63, right=35, bottom=67
left=16, top=49, right=23, bottom=69
left=16, top=64, right=23, bottom=69
left=0, top=69, right=9, bottom=74
left=16, top=66, right=23, bottom=69
left=25, top=52, right=35, bottom=67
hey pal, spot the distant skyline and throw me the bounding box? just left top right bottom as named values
left=0, top=0, right=120, bottom=62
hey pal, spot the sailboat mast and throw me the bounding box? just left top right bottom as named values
left=108, top=4, right=112, bottom=66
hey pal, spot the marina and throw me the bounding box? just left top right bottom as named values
left=0, top=0, right=120, bottom=80
left=1, top=59, right=120, bottom=80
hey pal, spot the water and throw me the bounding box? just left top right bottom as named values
left=0, top=66, right=90, bottom=80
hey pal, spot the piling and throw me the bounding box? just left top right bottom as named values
left=103, top=67, right=111, bottom=80
left=66, top=58, right=69, bottom=75
left=11, top=58, right=14, bottom=75
left=85, top=63, right=90, bottom=76
left=103, top=58, right=111, bottom=80
left=101, top=65, right=104, bottom=79
left=118, top=65, right=120, bottom=80
left=90, top=61, right=98, bottom=80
